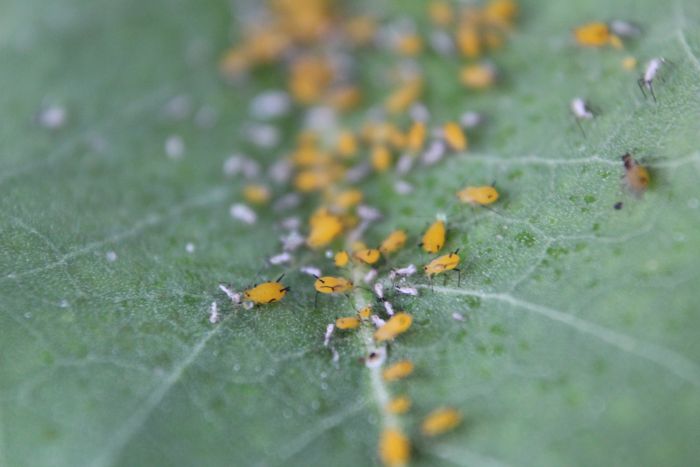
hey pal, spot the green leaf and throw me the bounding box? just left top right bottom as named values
left=2, top=0, right=700, bottom=466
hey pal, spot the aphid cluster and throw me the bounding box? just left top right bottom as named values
left=209, top=0, right=661, bottom=464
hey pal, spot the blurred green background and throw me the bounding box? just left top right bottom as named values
left=1, top=0, right=699, bottom=466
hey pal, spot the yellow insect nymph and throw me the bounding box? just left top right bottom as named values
left=379, top=428, right=411, bottom=467
left=314, top=276, right=354, bottom=294
left=380, top=229, right=407, bottom=255
left=424, top=250, right=462, bottom=285
left=456, top=185, right=499, bottom=205
left=243, top=276, right=290, bottom=304
left=335, top=316, right=360, bottom=330
left=383, top=360, right=414, bottom=381
left=421, top=407, right=462, bottom=437
left=443, top=122, right=468, bottom=151
left=334, top=250, right=350, bottom=267
left=354, top=248, right=382, bottom=265
left=374, top=313, right=413, bottom=341
left=420, top=220, right=446, bottom=253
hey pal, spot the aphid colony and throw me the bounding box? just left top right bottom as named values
left=213, top=0, right=659, bottom=465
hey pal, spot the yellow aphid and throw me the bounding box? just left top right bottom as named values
left=421, top=220, right=446, bottom=253
left=622, top=56, right=637, bottom=70
left=219, top=47, right=249, bottom=78
left=443, top=122, right=468, bottom=151
left=460, top=63, right=497, bottom=90
left=333, top=189, right=363, bottom=210
left=429, top=0, right=453, bottom=27
left=344, top=15, right=378, bottom=46
left=354, top=248, right=382, bottom=265
left=335, top=316, right=360, bottom=330
left=358, top=306, right=372, bottom=320
left=245, top=28, right=290, bottom=64
left=424, top=251, right=461, bottom=278
left=243, top=184, right=271, bottom=205
left=385, top=78, right=423, bottom=115
left=622, top=153, right=650, bottom=195
left=383, top=360, right=414, bottom=381
left=314, top=276, right=354, bottom=294
left=483, top=0, right=519, bottom=29
left=421, top=407, right=462, bottom=437
left=372, top=145, right=393, bottom=172
left=288, top=55, right=334, bottom=104
left=336, top=131, right=358, bottom=158
left=456, top=25, right=482, bottom=58
left=334, top=250, right=350, bottom=267
left=388, top=126, right=406, bottom=150
left=407, top=121, right=427, bottom=153
left=326, top=85, right=362, bottom=112
left=292, top=146, right=331, bottom=167
left=379, top=428, right=411, bottom=467
left=243, top=277, right=289, bottom=305
left=457, top=185, right=499, bottom=205
left=573, top=22, right=620, bottom=48
left=307, top=212, right=343, bottom=249
left=294, top=170, right=332, bottom=192
left=396, top=33, right=424, bottom=56
left=386, top=395, right=412, bottom=415
left=374, top=313, right=413, bottom=341
left=380, top=230, right=407, bottom=255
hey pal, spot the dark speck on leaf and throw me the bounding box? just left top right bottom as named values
left=614, top=201, right=623, bottom=210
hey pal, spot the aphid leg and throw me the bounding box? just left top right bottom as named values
left=649, top=82, right=657, bottom=102
left=282, top=286, right=291, bottom=292
left=637, top=78, right=647, bottom=99
left=455, top=268, right=461, bottom=287
left=344, top=293, right=354, bottom=308
left=574, top=117, right=586, bottom=138
left=443, top=274, right=448, bottom=286
left=276, top=273, right=285, bottom=282
left=314, top=291, right=319, bottom=309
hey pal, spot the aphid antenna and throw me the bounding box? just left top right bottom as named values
left=636, top=77, right=648, bottom=100
left=573, top=114, right=587, bottom=138
left=344, top=293, right=355, bottom=309
left=275, top=273, right=285, bottom=282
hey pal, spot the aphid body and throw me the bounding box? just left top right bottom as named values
left=456, top=186, right=499, bottom=205
left=421, top=407, right=462, bottom=436
left=570, top=97, right=594, bottom=120
left=354, top=248, right=382, bottom=265
left=380, top=229, right=408, bottom=255
left=243, top=277, right=290, bottom=304
left=386, top=395, right=412, bottom=415
left=314, top=276, right=354, bottom=294
left=622, top=153, right=650, bottom=194
left=374, top=313, right=413, bottom=342
left=335, top=316, right=360, bottom=330
left=421, top=220, right=446, bottom=253
left=383, top=360, right=414, bottom=381
left=443, top=122, right=468, bottom=151
left=379, top=428, right=411, bottom=467
left=424, top=251, right=461, bottom=285
left=334, top=250, right=350, bottom=267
